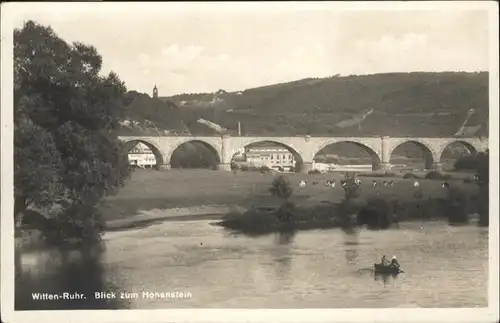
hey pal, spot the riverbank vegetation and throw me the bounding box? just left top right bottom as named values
left=98, top=166, right=482, bottom=215
left=454, top=152, right=487, bottom=171
left=218, top=175, right=339, bottom=235
left=14, top=21, right=130, bottom=248
left=216, top=152, right=490, bottom=235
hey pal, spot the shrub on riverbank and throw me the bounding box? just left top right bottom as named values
left=218, top=209, right=281, bottom=234
left=217, top=190, right=483, bottom=236
left=357, top=197, right=395, bottom=229
left=335, top=173, right=362, bottom=229
left=443, top=187, right=469, bottom=225
left=217, top=171, right=478, bottom=235
left=268, top=175, right=296, bottom=223
left=454, top=154, right=481, bottom=171
left=216, top=204, right=339, bottom=235
left=217, top=174, right=339, bottom=234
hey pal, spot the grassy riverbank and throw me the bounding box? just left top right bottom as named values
left=99, top=168, right=479, bottom=231
left=15, top=167, right=480, bottom=248
left=215, top=196, right=482, bottom=236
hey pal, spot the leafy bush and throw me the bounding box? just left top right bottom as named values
left=308, top=169, right=322, bottom=174
left=219, top=210, right=280, bottom=233
left=269, top=176, right=295, bottom=223
left=334, top=173, right=362, bottom=230
left=454, top=154, right=480, bottom=171
left=357, top=197, right=394, bottom=229
left=276, top=201, right=296, bottom=223
left=424, top=171, right=451, bottom=180
left=342, top=173, right=361, bottom=200
left=240, top=165, right=249, bottom=171
left=443, top=187, right=469, bottom=225
left=269, top=175, right=293, bottom=200
left=336, top=199, right=362, bottom=228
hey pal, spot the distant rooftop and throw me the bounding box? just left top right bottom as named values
left=129, top=142, right=153, bottom=154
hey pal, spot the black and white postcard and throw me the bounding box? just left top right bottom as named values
left=1, top=2, right=498, bottom=323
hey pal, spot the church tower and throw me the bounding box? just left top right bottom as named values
left=153, top=85, right=158, bottom=98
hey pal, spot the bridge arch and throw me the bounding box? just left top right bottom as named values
left=169, top=140, right=221, bottom=170
left=230, top=139, right=305, bottom=172
left=437, top=139, right=480, bottom=171
left=123, top=139, right=164, bottom=169
left=312, top=140, right=382, bottom=171
left=438, top=140, right=478, bottom=161
left=389, top=140, right=435, bottom=171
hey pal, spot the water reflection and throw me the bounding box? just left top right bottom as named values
left=15, top=244, right=127, bottom=310
left=274, top=230, right=296, bottom=245
left=270, top=230, right=296, bottom=291
left=374, top=272, right=399, bottom=286
left=16, top=220, right=489, bottom=309
left=342, top=228, right=360, bottom=264
left=345, top=249, right=359, bottom=264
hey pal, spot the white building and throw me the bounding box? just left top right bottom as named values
left=245, top=145, right=295, bottom=171
left=128, top=142, right=157, bottom=168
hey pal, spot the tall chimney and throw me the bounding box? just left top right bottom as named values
left=238, top=121, right=241, bottom=136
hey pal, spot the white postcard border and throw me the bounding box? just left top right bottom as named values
left=1, top=2, right=498, bottom=323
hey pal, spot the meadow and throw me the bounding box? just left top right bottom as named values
left=101, top=168, right=479, bottom=225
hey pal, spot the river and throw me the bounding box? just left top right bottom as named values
left=15, top=219, right=488, bottom=309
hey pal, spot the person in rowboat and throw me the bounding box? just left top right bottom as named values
left=390, top=255, right=400, bottom=268
left=380, top=255, right=390, bottom=266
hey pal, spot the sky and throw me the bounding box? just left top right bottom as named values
left=5, top=2, right=493, bottom=97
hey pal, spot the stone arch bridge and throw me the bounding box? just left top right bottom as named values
left=119, top=135, right=488, bottom=173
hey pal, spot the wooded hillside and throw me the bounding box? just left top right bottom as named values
left=122, top=72, right=489, bottom=138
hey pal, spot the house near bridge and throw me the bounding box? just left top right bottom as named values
left=128, top=142, right=156, bottom=168
left=244, top=144, right=296, bottom=171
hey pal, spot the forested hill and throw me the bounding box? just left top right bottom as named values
left=120, top=72, right=489, bottom=138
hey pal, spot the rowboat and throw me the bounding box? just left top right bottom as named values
left=374, top=263, right=403, bottom=274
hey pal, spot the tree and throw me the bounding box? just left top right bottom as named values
left=342, top=173, right=360, bottom=201
left=337, top=173, right=361, bottom=229
left=269, top=175, right=293, bottom=200
left=14, top=118, right=64, bottom=218
left=14, top=21, right=131, bottom=244
left=454, top=154, right=479, bottom=171
left=269, top=175, right=294, bottom=223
